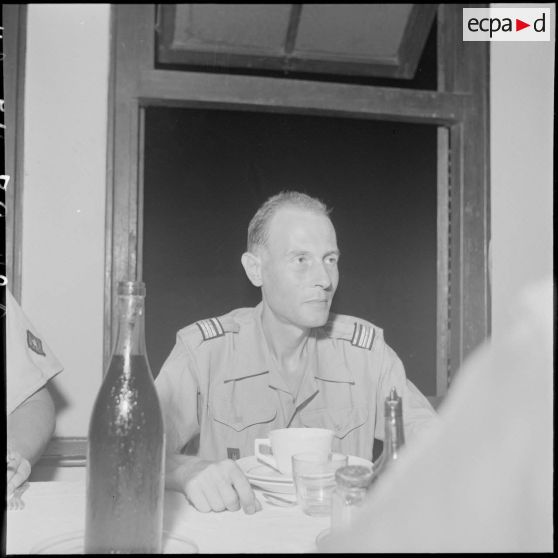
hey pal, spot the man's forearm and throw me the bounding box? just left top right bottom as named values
left=164, top=452, right=260, bottom=514
left=164, top=452, right=212, bottom=493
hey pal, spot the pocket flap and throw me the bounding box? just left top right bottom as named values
left=300, top=405, right=368, bottom=439
left=212, top=398, right=276, bottom=432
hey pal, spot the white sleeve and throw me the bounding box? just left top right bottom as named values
left=155, top=336, right=201, bottom=454
left=5, top=290, right=63, bottom=415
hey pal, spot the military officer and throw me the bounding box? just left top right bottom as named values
left=155, top=191, right=436, bottom=514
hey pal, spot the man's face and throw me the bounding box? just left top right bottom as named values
left=259, top=207, right=339, bottom=330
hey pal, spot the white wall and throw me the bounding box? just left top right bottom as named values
left=21, top=4, right=110, bottom=436
left=490, top=3, right=555, bottom=333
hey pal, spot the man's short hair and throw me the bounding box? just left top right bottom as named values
left=247, top=190, right=331, bottom=252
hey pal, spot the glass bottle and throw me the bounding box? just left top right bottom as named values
left=85, top=281, right=165, bottom=554
left=371, top=387, right=405, bottom=484
left=331, top=465, right=374, bottom=533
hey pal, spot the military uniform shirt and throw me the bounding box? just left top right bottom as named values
left=5, top=290, right=64, bottom=415
left=155, top=302, right=436, bottom=462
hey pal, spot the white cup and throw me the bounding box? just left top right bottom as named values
left=254, top=428, right=334, bottom=475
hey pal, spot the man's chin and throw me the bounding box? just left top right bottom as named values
left=302, top=310, right=330, bottom=328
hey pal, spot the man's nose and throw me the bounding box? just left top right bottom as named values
left=313, top=261, right=333, bottom=289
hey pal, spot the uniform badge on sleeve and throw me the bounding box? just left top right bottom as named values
left=351, top=322, right=375, bottom=350
left=196, top=317, right=225, bottom=341
left=227, top=447, right=241, bottom=460
left=27, top=330, right=46, bottom=356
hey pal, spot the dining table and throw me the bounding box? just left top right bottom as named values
left=5, top=480, right=332, bottom=554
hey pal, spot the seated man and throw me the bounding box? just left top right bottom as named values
left=155, top=191, right=436, bottom=513
left=5, top=289, right=63, bottom=495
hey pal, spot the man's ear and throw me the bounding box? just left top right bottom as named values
left=241, top=251, right=263, bottom=287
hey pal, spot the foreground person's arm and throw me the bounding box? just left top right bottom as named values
left=320, top=279, right=553, bottom=553
left=7, top=386, right=56, bottom=495
left=6, top=290, right=63, bottom=496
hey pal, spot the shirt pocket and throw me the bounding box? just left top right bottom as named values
left=211, top=397, right=277, bottom=432
left=300, top=405, right=368, bottom=439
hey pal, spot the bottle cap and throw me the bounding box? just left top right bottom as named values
left=335, top=465, right=373, bottom=488
left=118, top=281, right=146, bottom=296
left=385, top=387, right=402, bottom=416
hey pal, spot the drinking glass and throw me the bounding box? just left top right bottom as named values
left=292, top=452, right=348, bottom=517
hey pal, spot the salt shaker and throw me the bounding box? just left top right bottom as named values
left=330, top=465, right=373, bottom=533
left=370, top=386, right=405, bottom=487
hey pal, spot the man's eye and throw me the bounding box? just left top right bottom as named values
left=296, top=256, right=307, bottom=264
left=326, top=256, right=338, bottom=265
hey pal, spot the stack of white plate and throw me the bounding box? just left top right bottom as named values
left=237, top=455, right=372, bottom=495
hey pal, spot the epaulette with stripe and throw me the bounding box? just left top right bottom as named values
left=323, top=314, right=378, bottom=351
left=349, top=321, right=376, bottom=350
left=195, top=316, right=239, bottom=342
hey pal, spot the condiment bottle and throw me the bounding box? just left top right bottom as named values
left=331, top=465, right=373, bottom=533
left=85, top=281, right=165, bottom=554
left=371, top=387, right=405, bottom=484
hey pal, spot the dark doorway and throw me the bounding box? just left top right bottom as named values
left=143, top=107, right=437, bottom=395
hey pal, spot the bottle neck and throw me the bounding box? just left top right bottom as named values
left=113, top=294, right=147, bottom=357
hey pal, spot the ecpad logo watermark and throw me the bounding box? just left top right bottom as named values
left=463, top=7, right=551, bottom=41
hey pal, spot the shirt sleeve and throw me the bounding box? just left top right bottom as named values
left=6, top=290, right=64, bottom=415
left=155, top=336, right=201, bottom=455
left=374, top=342, right=438, bottom=442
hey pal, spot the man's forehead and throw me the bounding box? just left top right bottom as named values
left=266, top=207, right=337, bottom=247
left=268, top=206, right=332, bottom=230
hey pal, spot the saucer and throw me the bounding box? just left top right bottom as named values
left=250, top=478, right=297, bottom=495
left=237, top=455, right=372, bottom=495
left=237, top=455, right=293, bottom=483
left=30, top=530, right=199, bottom=554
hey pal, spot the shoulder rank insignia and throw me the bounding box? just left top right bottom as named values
left=27, top=330, right=46, bottom=356
left=196, top=317, right=226, bottom=341
left=351, top=322, right=375, bottom=350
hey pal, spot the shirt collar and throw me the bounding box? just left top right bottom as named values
left=224, top=303, right=354, bottom=386
left=225, top=303, right=293, bottom=393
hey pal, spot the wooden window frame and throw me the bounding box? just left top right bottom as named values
left=105, top=4, right=490, bottom=397
left=156, top=4, right=438, bottom=80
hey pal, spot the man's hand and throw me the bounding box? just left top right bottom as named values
left=183, top=459, right=262, bottom=514
left=7, top=449, right=31, bottom=497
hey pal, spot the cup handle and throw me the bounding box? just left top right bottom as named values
left=254, top=438, right=278, bottom=470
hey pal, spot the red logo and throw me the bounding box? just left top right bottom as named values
left=516, top=19, right=530, bottom=32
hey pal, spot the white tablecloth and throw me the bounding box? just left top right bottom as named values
left=6, top=481, right=330, bottom=554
